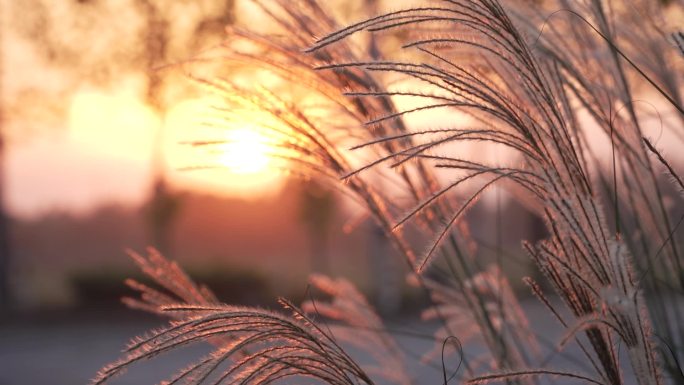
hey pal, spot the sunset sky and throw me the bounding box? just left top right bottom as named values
left=3, top=0, right=682, bottom=218
left=2, top=1, right=294, bottom=217
left=0, top=0, right=404, bottom=217
left=6, top=83, right=288, bottom=217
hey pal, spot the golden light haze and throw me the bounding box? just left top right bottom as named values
left=68, top=86, right=286, bottom=203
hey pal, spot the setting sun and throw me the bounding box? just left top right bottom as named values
left=219, top=128, right=271, bottom=175
left=165, top=98, right=285, bottom=198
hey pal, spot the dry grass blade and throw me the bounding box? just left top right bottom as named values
left=123, top=248, right=219, bottom=317
left=467, top=369, right=605, bottom=385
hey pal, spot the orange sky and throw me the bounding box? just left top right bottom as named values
left=6, top=86, right=287, bottom=217
left=0, top=0, right=292, bottom=218
left=6, top=81, right=683, bottom=218
left=3, top=0, right=683, bottom=219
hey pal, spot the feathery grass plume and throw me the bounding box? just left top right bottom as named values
left=302, top=274, right=412, bottom=385
left=186, top=0, right=539, bottom=377
left=123, top=248, right=220, bottom=317
left=308, top=1, right=674, bottom=384
left=417, top=265, right=539, bottom=371
left=93, top=252, right=375, bottom=385
left=93, top=303, right=375, bottom=385
left=514, top=0, right=684, bottom=380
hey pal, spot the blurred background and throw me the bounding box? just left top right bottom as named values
left=0, top=0, right=681, bottom=384
left=0, top=0, right=551, bottom=317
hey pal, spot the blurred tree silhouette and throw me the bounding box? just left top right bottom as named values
left=299, top=180, right=336, bottom=273
left=134, top=0, right=236, bottom=256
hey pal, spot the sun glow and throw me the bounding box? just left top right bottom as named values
left=68, top=92, right=286, bottom=200
left=219, top=128, right=272, bottom=175
left=69, top=90, right=159, bottom=160
left=166, top=98, right=285, bottom=198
